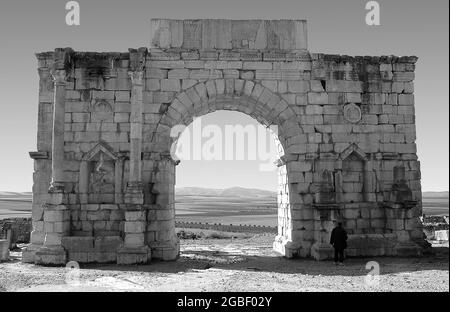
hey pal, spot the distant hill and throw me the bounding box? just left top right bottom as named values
left=219, top=187, right=276, bottom=198
left=176, top=187, right=277, bottom=198
left=175, top=187, right=223, bottom=197
left=422, top=191, right=449, bottom=198
left=0, top=189, right=447, bottom=200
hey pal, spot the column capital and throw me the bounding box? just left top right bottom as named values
left=128, top=70, right=144, bottom=86
left=37, top=67, right=51, bottom=79
left=51, top=69, right=67, bottom=86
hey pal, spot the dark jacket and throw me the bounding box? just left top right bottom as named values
left=330, top=226, right=348, bottom=250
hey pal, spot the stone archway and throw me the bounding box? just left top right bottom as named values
left=25, top=19, right=426, bottom=265
left=146, top=80, right=309, bottom=259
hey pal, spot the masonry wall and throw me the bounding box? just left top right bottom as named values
left=29, top=46, right=424, bottom=263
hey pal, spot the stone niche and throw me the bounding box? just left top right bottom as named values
left=336, top=144, right=373, bottom=204
left=79, top=142, right=124, bottom=204
left=340, top=152, right=365, bottom=203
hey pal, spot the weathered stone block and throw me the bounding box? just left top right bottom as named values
left=146, top=79, right=160, bottom=91
left=44, top=210, right=70, bottom=222
left=168, top=69, right=189, bottom=79
left=308, top=92, right=328, bottom=104
left=124, top=221, right=146, bottom=233
left=288, top=81, right=310, bottom=93
left=243, top=62, right=272, bottom=70
left=394, top=72, right=415, bottom=82
left=398, top=94, right=414, bottom=105
left=94, top=236, right=123, bottom=252
left=161, top=79, right=181, bottom=92
left=146, top=68, right=168, bottom=79
left=115, top=91, right=130, bottom=102
left=94, top=252, right=117, bottom=263
left=124, top=234, right=145, bottom=247
left=67, top=251, right=88, bottom=263
left=125, top=210, right=146, bottom=221
left=182, top=79, right=198, bottom=90
left=62, top=236, right=94, bottom=252
left=0, top=240, right=9, bottom=261
left=117, top=247, right=150, bottom=264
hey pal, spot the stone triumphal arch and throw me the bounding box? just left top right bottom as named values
left=25, top=19, right=425, bottom=264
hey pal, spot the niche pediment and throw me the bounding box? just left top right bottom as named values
left=339, top=144, right=367, bottom=161
left=82, top=141, right=118, bottom=161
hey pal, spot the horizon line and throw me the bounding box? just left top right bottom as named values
left=1, top=188, right=449, bottom=193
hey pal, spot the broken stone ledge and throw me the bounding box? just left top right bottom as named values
left=36, top=49, right=418, bottom=65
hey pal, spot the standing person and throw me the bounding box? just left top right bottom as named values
left=330, top=221, right=348, bottom=265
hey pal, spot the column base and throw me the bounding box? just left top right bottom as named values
left=311, top=242, right=334, bottom=261
left=150, top=240, right=180, bottom=261
left=35, top=246, right=67, bottom=265
left=124, top=193, right=144, bottom=205
left=117, top=246, right=151, bottom=265
left=22, top=244, right=43, bottom=263
left=124, top=182, right=144, bottom=205
left=273, top=236, right=302, bottom=258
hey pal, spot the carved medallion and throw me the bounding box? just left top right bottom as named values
left=91, top=100, right=113, bottom=121
left=343, top=103, right=362, bottom=123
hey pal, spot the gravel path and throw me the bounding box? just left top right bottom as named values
left=0, top=234, right=448, bottom=292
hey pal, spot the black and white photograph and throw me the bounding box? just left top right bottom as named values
left=0, top=0, right=448, bottom=300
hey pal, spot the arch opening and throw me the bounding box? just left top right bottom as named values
left=172, top=111, right=284, bottom=246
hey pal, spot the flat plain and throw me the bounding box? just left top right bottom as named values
left=0, top=190, right=448, bottom=225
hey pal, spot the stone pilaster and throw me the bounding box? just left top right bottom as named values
left=363, top=158, right=376, bottom=202
left=124, top=70, right=144, bottom=204
left=34, top=49, right=73, bottom=265
left=147, top=155, right=179, bottom=261
left=118, top=48, right=151, bottom=264
left=273, top=160, right=301, bottom=258
left=48, top=69, right=67, bottom=194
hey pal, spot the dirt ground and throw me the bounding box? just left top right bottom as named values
left=0, top=234, right=448, bottom=292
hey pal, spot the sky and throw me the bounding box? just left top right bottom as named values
left=0, top=0, right=448, bottom=192
left=174, top=111, right=280, bottom=191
